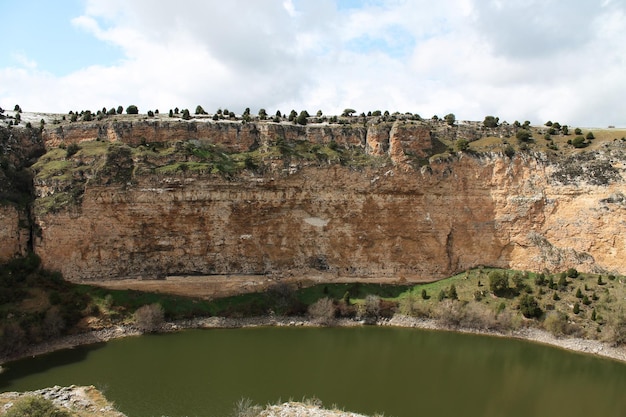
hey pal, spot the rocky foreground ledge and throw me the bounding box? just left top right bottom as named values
left=0, top=386, right=368, bottom=417
left=0, top=385, right=125, bottom=417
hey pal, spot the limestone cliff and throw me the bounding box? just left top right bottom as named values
left=2, top=118, right=625, bottom=283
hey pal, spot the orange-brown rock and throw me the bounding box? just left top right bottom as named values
left=0, top=205, right=29, bottom=260
left=33, top=147, right=626, bottom=282
left=3, top=119, right=626, bottom=284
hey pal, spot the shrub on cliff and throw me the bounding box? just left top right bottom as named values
left=126, top=105, right=139, bottom=115
left=516, top=129, right=532, bottom=142
left=483, top=115, right=499, bottom=128
left=456, top=139, right=469, bottom=152
left=444, top=113, right=456, bottom=125
left=296, top=110, right=308, bottom=125
left=572, top=136, right=587, bottom=148
left=134, top=303, right=164, bottom=333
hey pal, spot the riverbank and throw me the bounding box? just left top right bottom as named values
left=2, top=314, right=625, bottom=368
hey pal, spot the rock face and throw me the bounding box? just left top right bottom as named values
left=0, top=205, right=30, bottom=259
left=2, top=119, right=626, bottom=282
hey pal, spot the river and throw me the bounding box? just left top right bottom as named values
left=1, top=327, right=625, bottom=417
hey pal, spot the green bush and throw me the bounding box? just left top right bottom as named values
left=515, top=129, right=532, bottom=142
left=519, top=294, right=542, bottom=318
left=448, top=284, right=458, bottom=300
left=483, top=115, right=499, bottom=128
left=5, top=395, right=70, bottom=417
left=488, top=271, right=509, bottom=296
left=444, top=113, right=456, bottom=125
left=534, top=273, right=546, bottom=286
left=456, top=139, right=469, bottom=152
left=572, top=136, right=586, bottom=148
left=126, top=105, right=139, bottom=114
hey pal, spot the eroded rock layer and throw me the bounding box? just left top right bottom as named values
left=2, top=119, right=625, bottom=281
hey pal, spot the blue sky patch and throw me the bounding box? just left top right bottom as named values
left=0, top=0, right=123, bottom=75
left=345, top=25, right=415, bottom=58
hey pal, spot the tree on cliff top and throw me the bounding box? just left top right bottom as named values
left=296, top=111, right=308, bottom=125
left=126, top=105, right=139, bottom=114
left=444, top=113, right=456, bottom=125
left=483, top=115, right=499, bottom=128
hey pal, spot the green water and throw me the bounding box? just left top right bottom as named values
left=1, top=327, right=626, bottom=417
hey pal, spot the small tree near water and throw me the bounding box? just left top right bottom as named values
left=308, top=297, right=336, bottom=325
left=134, top=303, right=164, bottom=332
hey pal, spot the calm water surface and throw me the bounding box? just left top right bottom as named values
left=1, top=327, right=626, bottom=417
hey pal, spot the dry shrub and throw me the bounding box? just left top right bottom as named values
left=335, top=300, right=356, bottom=317
left=431, top=301, right=521, bottom=332
left=134, top=303, right=164, bottom=333
left=433, top=300, right=466, bottom=328
left=307, top=297, right=336, bottom=325
left=398, top=295, right=431, bottom=318
left=231, top=397, right=262, bottom=417
left=458, top=303, right=498, bottom=330
left=492, top=309, right=521, bottom=332
left=543, top=311, right=580, bottom=337
left=364, top=294, right=381, bottom=318
left=5, top=395, right=70, bottom=417
left=602, top=315, right=626, bottom=346
left=0, top=321, right=26, bottom=356
left=43, top=306, right=66, bottom=338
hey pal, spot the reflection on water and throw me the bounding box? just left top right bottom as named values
left=2, top=327, right=626, bottom=417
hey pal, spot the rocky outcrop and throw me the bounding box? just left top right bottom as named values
left=0, top=386, right=126, bottom=417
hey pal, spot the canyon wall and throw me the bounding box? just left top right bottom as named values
left=2, top=119, right=625, bottom=282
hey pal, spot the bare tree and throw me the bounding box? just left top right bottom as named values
left=134, top=303, right=164, bottom=333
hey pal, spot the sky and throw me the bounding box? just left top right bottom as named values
left=1, top=0, right=625, bottom=127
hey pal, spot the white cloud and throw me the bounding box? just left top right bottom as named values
left=1, top=0, right=625, bottom=127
